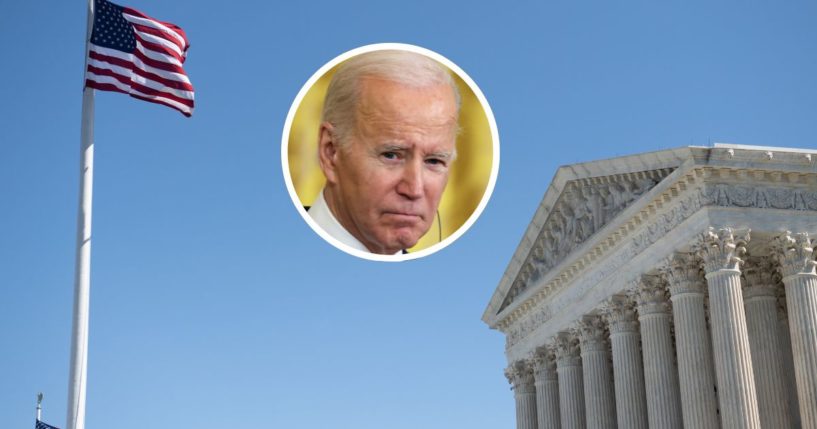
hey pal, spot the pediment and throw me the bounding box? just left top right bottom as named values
left=497, top=169, right=674, bottom=312
left=484, top=147, right=692, bottom=324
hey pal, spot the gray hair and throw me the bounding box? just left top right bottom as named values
left=321, top=50, right=461, bottom=144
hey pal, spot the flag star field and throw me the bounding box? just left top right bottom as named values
left=91, top=1, right=136, bottom=51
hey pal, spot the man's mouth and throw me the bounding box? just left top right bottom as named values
left=383, top=211, right=424, bottom=222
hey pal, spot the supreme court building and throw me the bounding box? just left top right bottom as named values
left=483, top=144, right=817, bottom=429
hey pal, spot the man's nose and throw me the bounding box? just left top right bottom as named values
left=396, top=160, right=424, bottom=200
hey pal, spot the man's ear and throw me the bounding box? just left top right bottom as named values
left=317, top=122, right=340, bottom=184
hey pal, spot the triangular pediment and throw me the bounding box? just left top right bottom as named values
left=496, top=169, right=674, bottom=312
left=484, top=147, right=693, bottom=324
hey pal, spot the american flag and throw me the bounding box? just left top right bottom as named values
left=35, top=420, right=60, bottom=429
left=84, top=0, right=194, bottom=116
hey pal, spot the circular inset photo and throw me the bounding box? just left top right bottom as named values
left=282, top=43, right=499, bottom=261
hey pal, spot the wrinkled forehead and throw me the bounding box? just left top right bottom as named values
left=354, top=78, right=459, bottom=133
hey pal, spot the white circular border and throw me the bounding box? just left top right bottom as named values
left=281, top=43, right=500, bottom=262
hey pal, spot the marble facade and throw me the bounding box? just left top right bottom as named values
left=483, top=144, right=817, bottom=428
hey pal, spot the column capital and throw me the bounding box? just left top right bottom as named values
left=505, top=360, right=536, bottom=393
left=577, top=316, right=607, bottom=352
left=774, top=231, right=817, bottom=279
left=698, top=227, right=750, bottom=274
left=551, top=333, right=581, bottom=367
left=606, top=296, right=639, bottom=334
left=635, top=275, right=670, bottom=316
left=532, top=349, right=558, bottom=382
left=664, top=252, right=706, bottom=296
left=743, top=256, right=781, bottom=299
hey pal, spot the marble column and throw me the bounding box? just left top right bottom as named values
left=578, top=316, right=617, bottom=429
left=699, top=227, right=761, bottom=429
left=552, top=334, right=585, bottom=429
left=635, top=276, right=683, bottom=429
left=533, top=350, right=561, bottom=429
left=778, top=290, right=802, bottom=429
left=775, top=231, right=817, bottom=428
left=507, top=361, right=538, bottom=429
left=743, top=257, right=791, bottom=428
left=606, top=297, right=648, bottom=429
left=665, top=252, right=720, bottom=429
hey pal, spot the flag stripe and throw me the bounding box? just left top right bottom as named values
left=133, top=26, right=185, bottom=60
left=88, top=49, right=193, bottom=90
left=130, top=23, right=186, bottom=53
left=123, top=7, right=189, bottom=49
left=87, top=80, right=192, bottom=117
left=134, top=43, right=187, bottom=75
left=86, top=0, right=193, bottom=116
left=86, top=67, right=195, bottom=107
left=87, top=64, right=195, bottom=102
left=85, top=80, right=131, bottom=96
left=128, top=20, right=187, bottom=54
left=89, top=60, right=194, bottom=95
left=86, top=75, right=193, bottom=116
left=130, top=93, right=191, bottom=117
left=135, top=41, right=184, bottom=68
left=89, top=42, right=188, bottom=82
left=135, top=34, right=185, bottom=65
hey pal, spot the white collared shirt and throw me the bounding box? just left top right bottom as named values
left=308, top=189, right=402, bottom=255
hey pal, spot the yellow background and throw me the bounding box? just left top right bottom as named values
left=287, top=64, right=494, bottom=252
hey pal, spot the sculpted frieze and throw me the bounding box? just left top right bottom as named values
left=632, top=190, right=703, bottom=254
left=499, top=171, right=671, bottom=312
left=701, top=183, right=817, bottom=211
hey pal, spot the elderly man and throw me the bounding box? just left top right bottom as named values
left=308, top=50, right=460, bottom=255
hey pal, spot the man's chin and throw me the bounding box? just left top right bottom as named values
left=369, top=229, right=424, bottom=254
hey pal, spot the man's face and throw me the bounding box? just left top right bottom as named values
left=322, top=77, right=458, bottom=254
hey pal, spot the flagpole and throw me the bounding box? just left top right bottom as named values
left=66, top=1, right=95, bottom=429
left=37, top=393, right=43, bottom=421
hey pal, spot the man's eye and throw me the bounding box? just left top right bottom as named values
left=426, top=158, right=446, bottom=167
left=382, top=152, right=399, bottom=160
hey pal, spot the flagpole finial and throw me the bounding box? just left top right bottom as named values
left=37, top=392, right=43, bottom=421
left=38, top=393, right=43, bottom=405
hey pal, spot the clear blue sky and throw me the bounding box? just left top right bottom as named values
left=2, top=1, right=817, bottom=428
